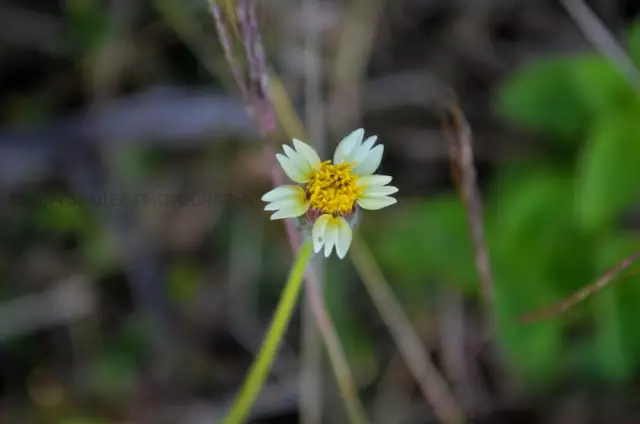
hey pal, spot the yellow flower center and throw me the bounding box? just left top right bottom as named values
left=306, top=160, right=362, bottom=215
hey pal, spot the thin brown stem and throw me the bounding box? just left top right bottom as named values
left=351, top=236, right=465, bottom=424
left=517, top=250, right=640, bottom=324
left=443, top=95, right=495, bottom=310
left=208, top=0, right=249, bottom=100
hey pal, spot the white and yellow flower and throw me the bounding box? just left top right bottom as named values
left=261, top=129, right=398, bottom=259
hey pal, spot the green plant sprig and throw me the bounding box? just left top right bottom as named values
left=222, top=240, right=313, bottom=424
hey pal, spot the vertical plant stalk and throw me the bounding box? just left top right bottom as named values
left=443, top=96, right=495, bottom=310
left=442, top=96, right=497, bottom=369
left=209, top=1, right=249, bottom=100
left=208, top=2, right=370, bottom=422
left=222, top=241, right=314, bottom=424
left=351, top=236, right=466, bottom=424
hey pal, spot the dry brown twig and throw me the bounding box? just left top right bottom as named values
left=351, top=237, right=466, bottom=424
left=441, top=94, right=502, bottom=388
left=442, top=94, right=495, bottom=310
left=517, top=250, right=640, bottom=324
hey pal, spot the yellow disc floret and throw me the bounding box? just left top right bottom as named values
left=306, top=160, right=362, bottom=215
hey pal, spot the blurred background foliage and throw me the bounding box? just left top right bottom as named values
left=2, top=0, right=640, bottom=423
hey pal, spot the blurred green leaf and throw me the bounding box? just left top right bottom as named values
left=589, top=236, right=640, bottom=381
left=323, top=261, right=378, bottom=383
left=86, top=351, right=136, bottom=399
left=85, top=316, right=146, bottom=399
left=484, top=165, right=604, bottom=384
left=35, top=197, right=91, bottom=234
left=487, top=165, right=594, bottom=292
left=82, top=228, right=118, bottom=274
left=497, top=54, right=632, bottom=141
left=368, top=197, right=479, bottom=300
left=570, top=55, right=633, bottom=116
left=627, top=20, right=640, bottom=68
left=116, top=314, right=149, bottom=362
left=114, top=147, right=171, bottom=183
left=65, top=0, right=109, bottom=55
left=575, top=108, right=640, bottom=231
left=493, top=269, right=564, bottom=386
left=168, top=263, right=199, bottom=303
left=592, top=287, right=632, bottom=381
left=498, top=56, right=592, bottom=139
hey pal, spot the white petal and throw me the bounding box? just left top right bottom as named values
left=323, top=219, right=338, bottom=257
left=270, top=208, right=296, bottom=220
left=362, top=185, right=398, bottom=197
left=283, top=145, right=313, bottom=179
left=351, top=136, right=378, bottom=165
left=356, top=175, right=393, bottom=188
left=270, top=201, right=310, bottom=220
left=333, top=128, right=364, bottom=164
left=282, top=145, right=304, bottom=172
left=312, top=214, right=332, bottom=253
left=263, top=186, right=307, bottom=212
left=334, top=217, right=352, bottom=259
left=357, top=195, right=397, bottom=210
left=282, top=144, right=297, bottom=160
left=264, top=198, right=303, bottom=211
left=276, top=153, right=308, bottom=183
left=264, top=202, right=282, bottom=211
left=293, top=139, right=321, bottom=168
left=261, top=185, right=303, bottom=202
left=353, top=144, right=384, bottom=176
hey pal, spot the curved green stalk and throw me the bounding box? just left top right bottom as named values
left=223, top=240, right=313, bottom=424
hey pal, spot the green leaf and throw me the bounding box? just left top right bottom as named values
left=569, top=55, right=633, bottom=116
left=589, top=235, right=640, bottom=381
left=592, top=287, right=632, bottom=381
left=493, top=269, right=564, bottom=386
left=627, top=20, right=640, bottom=68
left=487, top=165, right=595, bottom=292
left=575, top=109, right=640, bottom=231
left=498, top=56, right=592, bottom=139
left=498, top=54, right=632, bottom=141
left=367, top=197, right=478, bottom=299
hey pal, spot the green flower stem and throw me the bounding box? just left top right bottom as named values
left=222, top=240, right=314, bottom=424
